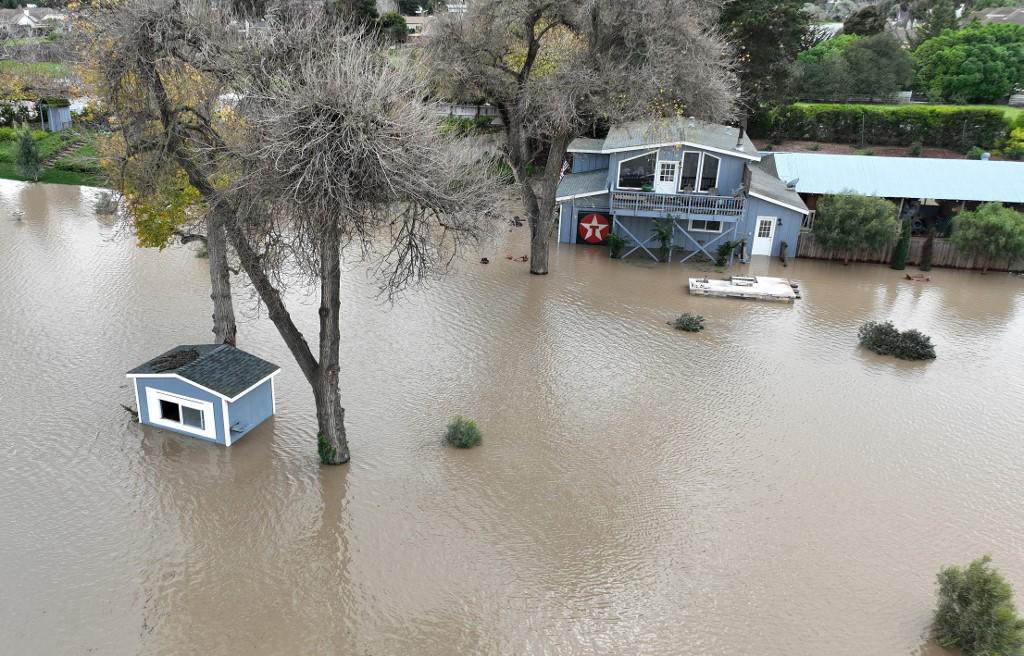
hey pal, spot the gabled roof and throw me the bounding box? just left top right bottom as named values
left=568, top=117, right=760, bottom=161
left=128, top=344, right=280, bottom=399
left=771, top=153, right=1024, bottom=204
left=746, top=160, right=810, bottom=215
left=556, top=168, right=609, bottom=202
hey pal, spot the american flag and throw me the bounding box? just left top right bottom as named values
left=559, top=160, right=570, bottom=180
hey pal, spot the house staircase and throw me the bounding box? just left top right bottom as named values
left=43, top=139, right=84, bottom=168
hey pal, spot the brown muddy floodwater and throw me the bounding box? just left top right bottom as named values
left=2, top=180, right=1024, bottom=656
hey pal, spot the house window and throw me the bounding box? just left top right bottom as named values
left=680, top=152, right=700, bottom=191
left=617, top=152, right=656, bottom=189
left=146, top=388, right=216, bottom=439
left=689, top=219, right=723, bottom=233
left=158, top=397, right=206, bottom=430
left=658, top=161, right=677, bottom=183
left=678, top=152, right=721, bottom=193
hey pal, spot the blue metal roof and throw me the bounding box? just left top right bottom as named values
left=771, top=153, right=1024, bottom=204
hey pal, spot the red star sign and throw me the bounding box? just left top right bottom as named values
left=578, top=213, right=611, bottom=244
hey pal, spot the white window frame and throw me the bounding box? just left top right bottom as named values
left=145, top=388, right=217, bottom=440
left=678, top=151, right=721, bottom=194
left=616, top=150, right=658, bottom=190
left=688, top=218, right=724, bottom=234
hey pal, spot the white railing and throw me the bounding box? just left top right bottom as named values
left=611, top=191, right=745, bottom=217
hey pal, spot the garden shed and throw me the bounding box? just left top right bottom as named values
left=37, top=98, right=72, bottom=133
left=127, top=344, right=280, bottom=446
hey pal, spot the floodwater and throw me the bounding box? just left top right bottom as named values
left=2, top=180, right=1024, bottom=656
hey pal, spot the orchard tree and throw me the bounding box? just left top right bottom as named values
left=813, top=192, right=899, bottom=264
left=719, top=0, right=810, bottom=109
left=89, top=0, right=500, bottom=464
left=952, top=203, right=1024, bottom=272
left=914, top=23, right=1024, bottom=103
left=426, top=0, right=738, bottom=275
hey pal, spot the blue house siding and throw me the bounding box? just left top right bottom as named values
left=741, top=197, right=804, bottom=258
left=571, top=153, right=609, bottom=174
left=226, top=378, right=274, bottom=441
left=134, top=376, right=228, bottom=445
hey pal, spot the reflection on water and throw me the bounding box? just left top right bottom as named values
left=1, top=180, right=1023, bottom=655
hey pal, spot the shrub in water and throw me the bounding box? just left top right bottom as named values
left=908, top=141, right=923, bottom=157
left=934, top=556, right=1024, bottom=656
left=446, top=416, right=482, bottom=448
left=606, top=232, right=626, bottom=259
left=672, top=313, right=705, bottom=332
left=858, top=321, right=936, bottom=360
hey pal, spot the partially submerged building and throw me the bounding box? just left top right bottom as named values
left=127, top=344, right=279, bottom=446
left=556, top=118, right=810, bottom=263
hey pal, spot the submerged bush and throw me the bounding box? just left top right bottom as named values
left=446, top=416, right=482, bottom=448
left=672, top=313, right=705, bottom=332
left=934, top=555, right=1024, bottom=656
left=607, top=232, right=626, bottom=258
left=858, top=321, right=936, bottom=360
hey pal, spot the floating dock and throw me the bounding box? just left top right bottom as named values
left=688, top=276, right=799, bottom=302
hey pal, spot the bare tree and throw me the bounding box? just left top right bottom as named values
left=88, top=0, right=500, bottom=464
left=424, top=0, right=739, bottom=274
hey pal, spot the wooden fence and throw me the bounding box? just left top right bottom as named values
left=795, top=232, right=1024, bottom=272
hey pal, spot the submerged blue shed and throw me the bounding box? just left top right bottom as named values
left=127, top=344, right=280, bottom=446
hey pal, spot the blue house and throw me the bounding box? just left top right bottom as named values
left=37, top=98, right=72, bottom=133
left=127, top=344, right=280, bottom=446
left=556, top=118, right=810, bottom=262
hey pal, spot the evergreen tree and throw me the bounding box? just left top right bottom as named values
left=15, top=124, right=42, bottom=183
left=719, top=0, right=810, bottom=109
left=916, top=0, right=957, bottom=43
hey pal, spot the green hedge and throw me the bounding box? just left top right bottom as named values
left=757, top=104, right=1010, bottom=150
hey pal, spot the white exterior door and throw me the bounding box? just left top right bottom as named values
left=654, top=160, right=678, bottom=195
left=751, top=216, right=777, bottom=255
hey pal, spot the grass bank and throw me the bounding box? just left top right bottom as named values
left=0, top=128, right=104, bottom=187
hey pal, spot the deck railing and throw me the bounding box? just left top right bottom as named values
left=611, top=191, right=745, bottom=217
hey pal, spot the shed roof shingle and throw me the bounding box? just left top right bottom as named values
left=129, top=344, right=280, bottom=398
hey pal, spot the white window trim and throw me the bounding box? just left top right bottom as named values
left=678, top=151, right=721, bottom=194
left=145, top=388, right=218, bottom=441
left=616, top=150, right=658, bottom=191
left=687, top=218, right=724, bottom=234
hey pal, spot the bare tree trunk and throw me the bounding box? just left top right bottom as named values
left=313, top=219, right=349, bottom=464
left=206, top=211, right=237, bottom=345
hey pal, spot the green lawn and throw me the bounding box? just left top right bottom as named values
left=0, top=161, right=101, bottom=186
left=794, top=102, right=1023, bottom=122
left=0, top=60, right=73, bottom=78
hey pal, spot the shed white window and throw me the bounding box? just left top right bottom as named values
left=688, top=219, right=723, bottom=233
left=616, top=152, right=657, bottom=189
left=678, top=152, right=721, bottom=193
left=146, top=388, right=217, bottom=440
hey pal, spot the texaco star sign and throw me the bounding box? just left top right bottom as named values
left=578, top=213, right=611, bottom=244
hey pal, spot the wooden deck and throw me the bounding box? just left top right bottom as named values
left=688, top=276, right=799, bottom=302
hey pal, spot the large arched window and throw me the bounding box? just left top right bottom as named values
left=678, top=152, right=721, bottom=193
left=617, top=152, right=656, bottom=190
